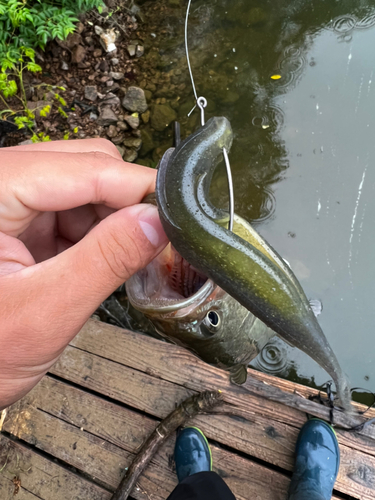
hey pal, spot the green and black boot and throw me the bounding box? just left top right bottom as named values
left=288, top=419, right=340, bottom=500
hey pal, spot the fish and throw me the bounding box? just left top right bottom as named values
left=126, top=211, right=276, bottom=385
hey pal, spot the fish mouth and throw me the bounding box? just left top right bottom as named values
left=126, top=244, right=217, bottom=314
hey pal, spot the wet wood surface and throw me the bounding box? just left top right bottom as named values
left=1, top=318, right=375, bottom=499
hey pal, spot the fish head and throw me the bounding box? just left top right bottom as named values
left=126, top=242, right=274, bottom=371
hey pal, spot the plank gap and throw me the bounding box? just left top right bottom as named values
left=1, top=431, right=114, bottom=494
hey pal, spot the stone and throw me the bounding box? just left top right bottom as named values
left=111, top=134, right=125, bottom=145
left=122, top=86, right=148, bottom=113
left=18, top=139, right=34, bottom=146
left=60, top=60, right=69, bottom=71
left=117, top=121, right=128, bottom=131
left=109, top=71, right=125, bottom=81
left=136, top=45, right=144, bottom=57
left=94, top=25, right=103, bottom=35
left=141, top=110, right=150, bottom=124
left=64, top=32, right=82, bottom=49
left=99, top=60, right=109, bottom=72
left=106, top=125, right=117, bottom=138
left=71, top=45, right=86, bottom=64
left=140, top=128, right=155, bottom=156
left=127, top=45, right=136, bottom=57
left=100, top=93, right=120, bottom=106
left=124, top=113, right=140, bottom=129
left=106, top=80, right=114, bottom=87
left=150, top=103, right=177, bottom=131
left=110, top=57, right=119, bottom=66
left=93, top=48, right=103, bottom=58
left=98, top=106, right=118, bottom=126
left=116, top=145, right=125, bottom=157
left=123, top=137, right=142, bottom=150
left=144, top=90, right=153, bottom=101
left=123, top=149, right=138, bottom=162
left=89, top=112, right=98, bottom=120
left=84, top=85, right=98, bottom=101
left=100, top=29, right=117, bottom=53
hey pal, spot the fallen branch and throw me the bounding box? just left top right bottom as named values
left=111, top=390, right=223, bottom=500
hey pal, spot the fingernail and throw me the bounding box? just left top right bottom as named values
left=138, top=204, right=168, bottom=248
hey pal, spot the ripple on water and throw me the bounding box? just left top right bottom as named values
left=251, top=339, right=289, bottom=375
left=331, top=15, right=357, bottom=34
left=356, top=13, right=375, bottom=30
left=255, top=188, right=276, bottom=223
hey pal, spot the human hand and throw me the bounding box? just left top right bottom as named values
left=0, top=138, right=168, bottom=410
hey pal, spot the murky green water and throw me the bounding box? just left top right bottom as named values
left=138, top=0, right=375, bottom=399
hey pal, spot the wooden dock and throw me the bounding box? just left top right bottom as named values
left=1, top=318, right=375, bottom=500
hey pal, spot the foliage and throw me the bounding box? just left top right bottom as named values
left=0, top=0, right=103, bottom=138
left=0, top=0, right=104, bottom=68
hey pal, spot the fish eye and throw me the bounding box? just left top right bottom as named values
left=204, top=310, right=221, bottom=331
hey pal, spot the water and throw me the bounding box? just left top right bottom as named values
left=137, top=0, right=375, bottom=400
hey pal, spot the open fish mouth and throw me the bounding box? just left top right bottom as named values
left=126, top=243, right=217, bottom=314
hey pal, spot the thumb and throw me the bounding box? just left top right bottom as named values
left=56, top=203, right=169, bottom=308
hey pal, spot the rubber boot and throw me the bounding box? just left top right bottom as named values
left=288, top=419, right=340, bottom=500
left=174, top=427, right=212, bottom=483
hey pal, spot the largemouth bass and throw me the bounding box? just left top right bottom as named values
left=149, top=116, right=352, bottom=411
left=126, top=212, right=276, bottom=384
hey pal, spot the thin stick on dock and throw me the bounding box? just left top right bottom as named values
left=111, top=390, right=223, bottom=500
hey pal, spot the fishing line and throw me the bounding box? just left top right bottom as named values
left=184, top=0, right=234, bottom=232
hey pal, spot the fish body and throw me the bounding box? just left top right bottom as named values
left=152, top=116, right=352, bottom=410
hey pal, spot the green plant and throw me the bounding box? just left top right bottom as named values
left=0, top=0, right=103, bottom=135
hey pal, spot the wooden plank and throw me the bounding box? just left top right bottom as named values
left=3, top=382, right=289, bottom=500
left=68, top=320, right=375, bottom=438
left=46, top=320, right=375, bottom=499
left=4, top=376, right=374, bottom=499
left=0, top=434, right=111, bottom=500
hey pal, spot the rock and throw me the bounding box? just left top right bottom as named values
left=109, top=71, right=125, bottom=81
left=93, top=48, right=103, bottom=58
left=84, top=36, right=94, bottom=46
left=84, top=85, right=98, bottom=101
left=127, top=45, right=136, bottom=57
left=76, top=22, right=85, bottom=34
left=18, top=139, right=34, bottom=146
left=116, top=145, right=125, bottom=157
left=150, top=104, right=177, bottom=131
left=100, top=93, right=120, bottom=106
left=99, top=60, right=109, bottom=72
left=27, top=100, right=53, bottom=120
left=123, top=137, right=142, bottom=150
left=98, top=106, right=118, bottom=126
left=110, top=57, right=119, bottom=66
left=124, top=113, right=140, bottom=129
left=106, top=80, right=114, bottom=87
left=141, top=110, right=150, bottom=124
left=100, top=29, right=117, bottom=52
left=144, top=90, right=153, bottom=101
left=140, top=128, right=155, bottom=156
left=89, top=112, right=98, bottom=120
left=117, top=121, right=128, bottom=131
left=71, top=45, right=86, bottom=64
left=94, top=25, right=103, bottom=35
left=106, top=124, right=118, bottom=138
left=60, top=61, right=69, bottom=71
left=122, top=87, right=148, bottom=113
left=136, top=45, right=144, bottom=57
left=111, top=134, right=125, bottom=145
left=123, top=149, right=138, bottom=162
left=64, top=32, right=82, bottom=49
